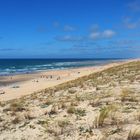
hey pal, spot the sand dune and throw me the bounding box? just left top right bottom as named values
left=0, top=59, right=140, bottom=140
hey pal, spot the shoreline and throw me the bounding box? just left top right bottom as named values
left=0, top=59, right=127, bottom=77
left=0, top=59, right=127, bottom=86
left=0, top=59, right=139, bottom=101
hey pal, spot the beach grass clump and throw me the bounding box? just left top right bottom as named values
left=0, top=101, right=6, bottom=107
left=12, top=116, right=20, bottom=124
left=24, top=112, right=35, bottom=120
left=94, top=105, right=116, bottom=128
left=49, top=105, right=58, bottom=115
left=58, top=101, right=67, bottom=109
left=67, top=106, right=76, bottom=114
left=127, top=126, right=140, bottom=140
left=67, top=106, right=86, bottom=116
left=57, top=119, right=70, bottom=128
left=89, top=98, right=101, bottom=107
left=135, top=111, right=140, bottom=122
left=45, top=127, right=58, bottom=136
left=38, top=119, right=50, bottom=127
left=98, top=107, right=111, bottom=127
left=57, top=119, right=72, bottom=135
left=120, top=89, right=130, bottom=102
left=44, top=119, right=71, bottom=136
left=68, top=88, right=77, bottom=94
left=70, top=101, right=78, bottom=107
left=109, top=111, right=123, bottom=126
left=75, top=93, right=95, bottom=102
left=9, top=101, right=25, bottom=112
left=120, top=89, right=138, bottom=102
left=75, top=108, right=86, bottom=117
left=75, top=94, right=83, bottom=101
left=44, top=99, right=53, bottom=106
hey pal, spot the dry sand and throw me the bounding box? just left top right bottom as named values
left=0, top=59, right=137, bottom=101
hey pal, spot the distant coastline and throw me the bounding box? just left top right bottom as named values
left=0, top=58, right=126, bottom=76
left=0, top=59, right=138, bottom=101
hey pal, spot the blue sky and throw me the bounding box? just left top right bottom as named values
left=0, top=0, right=140, bottom=58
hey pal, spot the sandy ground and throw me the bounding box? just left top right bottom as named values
left=0, top=60, right=137, bottom=101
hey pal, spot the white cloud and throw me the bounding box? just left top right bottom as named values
left=125, top=23, right=138, bottom=29
left=123, top=17, right=140, bottom=29
left=89, top=32, right=100, bottom=39
left=89, top=29, right=116, bottom=40
left=56, top=35, right=83, bottom=42
left=102, top=30, right=116, bottom=38
left=127, top=0, right=140, bottom=12
left=64, top=25, right=76, bottom=31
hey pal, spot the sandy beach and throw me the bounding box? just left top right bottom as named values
left=0, top=59, right=140, bottom=140
left=0, top=59, right=136, bottom=101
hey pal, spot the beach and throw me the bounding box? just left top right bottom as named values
left=0, top=59, right=136, bottom=101
left=0, top=59, right=140, bottom=140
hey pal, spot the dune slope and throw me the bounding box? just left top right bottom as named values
left=0, top=60, right=140, bottom=140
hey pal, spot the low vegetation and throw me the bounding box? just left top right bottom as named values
left=127, top=126, right=140, bottom=140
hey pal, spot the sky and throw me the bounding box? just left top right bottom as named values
left=0, top=0, right=140, bottom=58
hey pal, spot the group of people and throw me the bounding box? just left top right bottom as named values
left=40, top=75, right=53, bottom=79
left=32, top=75, right=61, bottom=83
left=40, top=75, right=61, bottom=80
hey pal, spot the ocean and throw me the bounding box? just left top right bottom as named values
left=0, top=58, right=123, bottom=75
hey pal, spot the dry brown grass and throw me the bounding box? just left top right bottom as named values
left=12, top=116, right=20, bottom=124
left=120, top=89, right=130, bottom=102
left=135, top=111, right=140, bottom=122
left=67, top=106, right=76, bottom=114
left=9, top=101, right=25, bottom=112
left=127, top=126, right=140, bottom=140
left=120, top=88, right=138, bottom=103
left=94, top=104, right=117, bottom=128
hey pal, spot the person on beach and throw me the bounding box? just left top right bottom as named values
left=57, top=76, right=60, bottom=80
left=0, top=90, right=5, bottom=94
